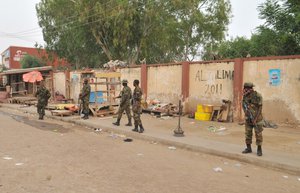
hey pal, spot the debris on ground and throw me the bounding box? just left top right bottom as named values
left=283, top=175, right=289, bottom=179
left=263, top=119, right=278, bottom=129
left=15, top=163, right=24, bottom=166
left=123, top=138, right=133, bottom=142
left=234, top=163, right=242, bottom=167
left=150, top=141, right=158, bottom=145
left=143, top=99, right=179, bottom=116
left=208, top=126, right=230, bottom=135
left=94, top=128, right=102, bottom=132
left=213, top=167, right=223, bottom=172
left=208, top=126, right=217, bottom=132
left=137, top=153, right=143, bottom=156
left=3, top=156, right=12, bottom=160
left=168, top=146, right=176, bottom=150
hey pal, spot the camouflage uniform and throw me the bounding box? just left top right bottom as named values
left=36, top=86, right=51, bottom=120
left=117, top=85, right=132, bottom=121
left=132, top=86, right=143, bottom=126
left=242, top=90, right=264, bottom=146
left=81, top=82, right=91, bottom=117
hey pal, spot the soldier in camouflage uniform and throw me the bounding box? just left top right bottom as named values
left=113, top=79, right=132, bottom=126
left=80, top=78, right=91, bottom=120
left=35, top=81, right=51, bottom=120
left=132, top=79, right=144, bottom=133
left=242, top=82, right=264, bottom=156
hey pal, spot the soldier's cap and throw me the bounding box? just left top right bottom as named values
left=244, top=82, right=254, bottom=88
left=84, top=78, right=89, bottom=83
left=122, top=79, right=128, bottom=84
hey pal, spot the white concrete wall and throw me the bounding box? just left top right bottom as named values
left=147, top=64, right=182, bottom=104
left=188, top=62, right=234, bottom=111
left=244, top=58, right=300, bottom=124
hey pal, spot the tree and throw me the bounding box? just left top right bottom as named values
left=36, top=0, right=231, bottom=66
left=204, top=0, right=300, bottom=59
left=20, top=55, right=46, bottom=69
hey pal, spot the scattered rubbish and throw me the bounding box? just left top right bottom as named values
left=223, top=162, right=229, bottom=165
left=208, top=126, right=217, bottom=132
left=116, top=134, right=126, bottom=138
left=124, top=138, right=133, bottom=142
left=245, top=175, right=249, bottom=178
left=283, top=175, right=289, bottom=179
left=263, top=119, right=278, bottom=129
left=161, top=116, right=172, bottom=120
left=20, top=105, right=29, bottom=108
left=94, top=128, right=102, bottom=132
left=3, top=156, right=12, bottom=160
left=150, top=141, right=158, bottom=145
left=168, top=146, right=176, bottom=150
left=109, top=133, right=117, bottom=139
left=235, top=163, right=242, bottom=167
left=208, top=126, right=229, bottom=135
left=15, top=163, right=24, bottom=166
left=217, top=126, right=227, bottom=132
left=137, top=153, right=143, bottom=156
left=213, top=167, right=223, bottom=172
left=298, top=177, right=300, bottom=181
left=53, top=129, right=58, bottom=132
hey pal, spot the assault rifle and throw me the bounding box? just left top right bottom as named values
left=243, top=101, right=257, bottom=126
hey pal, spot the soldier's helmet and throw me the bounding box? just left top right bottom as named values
left=122, top=79, right=128, bottom=84
left=244, top=82, right=254, bottom=88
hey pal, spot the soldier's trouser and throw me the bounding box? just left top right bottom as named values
left=117, top=103, right=131, bottom=120
left=82, top=100, right=89, bottom=115
left=245, top=123, right=263, bottom=146
left=37, top=103, right=46, bottom=116
left=132, top=106, right=142, bottom=126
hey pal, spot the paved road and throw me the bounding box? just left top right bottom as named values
left=0, top=110, right=299, bottom=193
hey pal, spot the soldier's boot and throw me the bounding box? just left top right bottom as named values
left=132, top=125, right=139, bottom=132
left=83, top=113, right=89, bottom=120
left=113, top=119, right=120, bottom=126
left=257, top=145, right=263, bottom=156
left=125, top=118, right=132, bottom=126
left=39, top=114, right=43, bottom=120
left=139, top=124, right=144, bottom=133
left=242, top=144, right=252, bottom=154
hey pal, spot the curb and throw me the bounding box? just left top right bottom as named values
left=1, top=104, right=300, bottom=175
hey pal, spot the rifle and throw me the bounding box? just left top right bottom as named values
left=243, top=101, right=257, bottom=126
left=78, top=94, right=82, bottom=115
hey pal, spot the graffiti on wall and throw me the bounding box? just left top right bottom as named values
left=195, top=70, right=233, bottom=95
left=269, top=69, right=281, bottom=86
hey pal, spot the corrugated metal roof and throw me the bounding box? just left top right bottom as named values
left=0, top=66, right=53, bottom=75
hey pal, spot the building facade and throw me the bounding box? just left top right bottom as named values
left=1, top=46, right=68, bottom=69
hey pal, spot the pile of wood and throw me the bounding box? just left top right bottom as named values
left=7, top=97, right=37, bottom=105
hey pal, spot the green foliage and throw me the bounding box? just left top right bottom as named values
left=20, top=55, right=46, bottom=69
left=204, top=0, right=300, bottom=60
left=36, top=0, right=231, bottom=66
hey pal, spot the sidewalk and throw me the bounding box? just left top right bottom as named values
left=1, top=103, right=300, bottom=175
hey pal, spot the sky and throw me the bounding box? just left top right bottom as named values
left=0, top=0, right=266, bottom=61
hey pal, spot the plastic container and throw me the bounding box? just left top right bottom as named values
left=203, top=105, right=213, bottom=113
left=195, top=112, right=211, bottom=121
left=197, top=105, right=204, bottom=112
